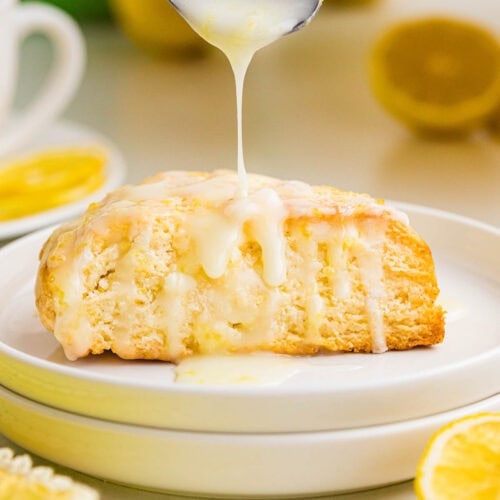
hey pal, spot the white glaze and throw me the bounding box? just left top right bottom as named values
left=302, top=236, right=324, bottom=342
left=354, top=221, right=388, bottom=353
left=38, top=0, right=413, bottom=358
left=172, top=0, right=320, bottom=194
left=157, top=272, right=197, bottom=358
left=52, top=229, right=93, bottom=361
left=175, top=353, right=367, bottom=386
left=175, top=354, right=303, bottom=386
left=43, top=169, right=406, bottom=359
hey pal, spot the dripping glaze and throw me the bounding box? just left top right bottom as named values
left=172, top=0, right=322, bottom=195
left=161, top=2, right=394, bottom=352
left=41, top=2, right=411, bottom=362
left=44, top=171, right=409, bottom=360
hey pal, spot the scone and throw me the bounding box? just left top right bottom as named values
left=35, top=170, right=444, bottom=362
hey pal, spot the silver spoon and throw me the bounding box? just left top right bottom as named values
left=289, top=0, right=323, bottom=34
left=168, top=0, right=323, bottom=39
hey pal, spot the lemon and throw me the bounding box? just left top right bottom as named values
left=110, top=0, right=204, bottom=57
left=370, top=18, right=500, bottom=135
left=415, top=413, right=500, bottom=500
left=327, top=0, right=379, bottom=7
left=0, top=448, right=98, bottom=499
left=0, top=148, right=106, bottom=222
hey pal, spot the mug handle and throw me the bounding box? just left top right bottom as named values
left=0, top=3, right=85, bottom=157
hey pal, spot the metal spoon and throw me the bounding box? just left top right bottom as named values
left=289, top=0, right=323, bottom=34
left=169, top=0, right=323, bottom=38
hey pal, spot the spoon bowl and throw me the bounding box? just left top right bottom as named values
left=168, top=0, right=323, bottom=40
left=289, top=0, right=323, bottom=34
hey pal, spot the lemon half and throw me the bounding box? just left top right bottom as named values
left=415, top=413, right=500, bottom=500
left=370, top=18, right=500, bottom=135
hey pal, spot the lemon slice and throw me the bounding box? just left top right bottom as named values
left=415, top=413, right=500, bottom=500
left=0, top=148, right=106, bottom=222
left=0, top=448, right=98, bottom=499
left=370, top=17, right=500, bottom=134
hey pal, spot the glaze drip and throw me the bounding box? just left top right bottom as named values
left=172, top=0, right=322, bottom=194
left=42, top=171, right=409, bottom=360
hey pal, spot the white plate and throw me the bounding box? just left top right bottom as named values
left=0, top=204, right=498, bottom=433
left=0, top=385, right=499, bottom=498
left=0, top=119, right=126, bottom=240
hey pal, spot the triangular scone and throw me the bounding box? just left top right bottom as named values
left=36, top=170, right=444, bottom=362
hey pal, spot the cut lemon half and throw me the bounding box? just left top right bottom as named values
left=370, top=17, right=500, bottom=134
left=415, top=413, right=500, bottom=500
left=0, top=448, right=98, bottom=499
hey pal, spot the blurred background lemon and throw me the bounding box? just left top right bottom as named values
left=326, top=0, right=380, bottom=7
left=109, top=0, right=205, bottom=57
left=370, top=17, right=500, bottom=136
left=20, top=0, right=500, bottom=141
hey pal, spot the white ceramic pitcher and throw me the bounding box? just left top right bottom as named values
left=0, top=0, right=85, bottom=157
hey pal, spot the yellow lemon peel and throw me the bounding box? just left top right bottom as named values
left=0, top=148, right=106, bottom=222
left=370, top=17, right=500, bottom=135
left=415, top=412, right=500, bottom=500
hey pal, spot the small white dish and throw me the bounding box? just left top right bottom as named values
left=0, top=119, right=126, bottom=240
left=0, top=204, right=498, bottom=433
left=0, top=384, right=498, bottom=498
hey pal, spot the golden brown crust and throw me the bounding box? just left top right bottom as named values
left=35, top=171, right=444, bottom=361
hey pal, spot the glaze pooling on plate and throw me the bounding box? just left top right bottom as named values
left=175, top=354, right=304, bottom=385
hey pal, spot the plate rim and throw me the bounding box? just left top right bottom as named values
left=1, top=383, right=499, bottom=437
left=0, top=201, right=498, bottom=397
left=1, top=384, right=498, bottom=496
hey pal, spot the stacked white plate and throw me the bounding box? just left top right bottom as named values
left=0, top=204, right=499, bottom=498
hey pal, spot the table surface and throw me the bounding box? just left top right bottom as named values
left=2, top=0, right=499, bottom=498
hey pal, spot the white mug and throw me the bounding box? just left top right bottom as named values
left=0, top=0, right=85, bottom=157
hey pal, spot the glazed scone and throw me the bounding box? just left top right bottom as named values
left=36, top=170, right=444, bottom=362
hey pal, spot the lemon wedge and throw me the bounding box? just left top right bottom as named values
left=415, top=413, right=500, bottom=500
left=0, top=448, right=98, bottom=499
left=370, top=17, right=500, bottom=135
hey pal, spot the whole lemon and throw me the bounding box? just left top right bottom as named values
left=110, top=0, right=205, bottom=57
